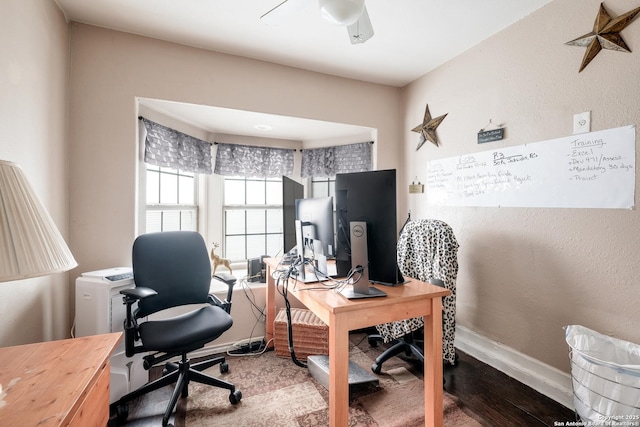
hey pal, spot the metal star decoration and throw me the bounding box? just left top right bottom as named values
left=566, top=3, right=640, bottom=72
left=411, top=104, right=448, bottom=150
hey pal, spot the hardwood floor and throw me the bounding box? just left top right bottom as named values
left=112, top=339, right=577, bottom=426
left=444, top=349, right=576, bottom=426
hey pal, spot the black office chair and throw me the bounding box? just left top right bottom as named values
left=369, top=219, right=459, bottom=374
left=110, top=231, right=242, bottom=427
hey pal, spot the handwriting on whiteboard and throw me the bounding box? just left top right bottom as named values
left=426, top=126, right=635, bottom=209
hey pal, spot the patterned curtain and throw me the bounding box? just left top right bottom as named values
left=141, top=118, right=212, bottom=174
left=301, top=142, right=372, bottom=178
left=214, top=143, right=294, bottom=178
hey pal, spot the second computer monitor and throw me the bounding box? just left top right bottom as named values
left=282, top=176, right=304, bottom=254
left=295, top=196, right=335, bottom=258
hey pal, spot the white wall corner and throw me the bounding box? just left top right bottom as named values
left=454, top=325, right=575, bottom=411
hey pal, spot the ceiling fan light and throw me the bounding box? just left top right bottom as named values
left=319, top=0, right=365, bottom=26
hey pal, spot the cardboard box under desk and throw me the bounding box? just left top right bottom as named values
left=274, top=308, right=329, bottom=361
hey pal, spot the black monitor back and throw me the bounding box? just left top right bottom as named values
left=282, top=176, right=304, bottom=254
left=335, top=169, right=402, bottom=285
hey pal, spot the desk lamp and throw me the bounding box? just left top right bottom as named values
left=0, top=160, right=77, bottom=282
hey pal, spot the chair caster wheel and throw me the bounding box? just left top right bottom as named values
left=220, top=361, right=229, bottom=373
left=368, top=337, right=379, bottom=347
left=162, top=363, right=178, bottom=376
left=229, top=389, right=242, bottom=404
left=371, top=363, right=381, bottom=375
left=110, top=403, right=128, bottom=423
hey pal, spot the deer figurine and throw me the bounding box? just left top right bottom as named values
left=210, top=242, right=232, bottom=275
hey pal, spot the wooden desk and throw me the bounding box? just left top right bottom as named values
left=264, top=258, right=449, bottom=427
left=0, top=333, right=122, bottom=426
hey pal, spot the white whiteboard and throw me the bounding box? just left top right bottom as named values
left=426, top=125, right=636, bottom=209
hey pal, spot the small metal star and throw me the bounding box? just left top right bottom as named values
left=411, top=104, right=447, bottom=150
left=566, top=3, right=640, bottom=72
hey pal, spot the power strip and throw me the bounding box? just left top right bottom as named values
left=228, top=339, right=266, bottom=355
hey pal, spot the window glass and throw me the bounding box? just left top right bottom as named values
left=162, top=211, right=181, bottom=231
left=146, top=211, right=162, bottom=233
left=311, top=181, right=328, bottom=198
left=266, top=209, right=283, bottom=233
left=267, top=234, right=283, bottom=256
left=266, top=180, right=282, bottom=205
left=144, top=165, right=197, bottom=233
left=310, top=177, right=335, bottom=199
left=181, top=210, right=196, bottom=230
left=160, top=171, right=178, bottom=204
left=246, top=210, right=266, bottom=234
left=178, top=174, right=195, bottom=204
left=246, top=235, right=266, bottom=259
left=222, top=176, right=284, bottom=262
left=146, top=169, right=160, bottom=204
left=225, top=210, right=246, bottom=235
left=225, top=235, right=245, bottom=261
left=224, top=179, right=245, bottom=205
left=246, top=180, right=265, bottom=205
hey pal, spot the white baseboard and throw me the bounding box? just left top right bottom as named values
left=454, top=325, right=575, bottom=410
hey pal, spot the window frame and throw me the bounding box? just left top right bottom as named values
left=142, top=164, right=199, bottom=234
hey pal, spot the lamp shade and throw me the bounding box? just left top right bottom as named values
left=319, top=0, right=365, bottom=26
left=0, top=160, right=77, bottom=282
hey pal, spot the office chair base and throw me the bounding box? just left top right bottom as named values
left=368, top=333, right=458, bottom=375
left=110, top=354, right=241, bottom=427
left=371, top=339, right=424, bottom=374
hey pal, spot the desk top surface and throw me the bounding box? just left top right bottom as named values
left=0, top=332, right=122, bottom=426
left=264, top=257, right=449, bottom=315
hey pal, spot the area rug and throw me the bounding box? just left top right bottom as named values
left=182, top=332, right=483, bottom=427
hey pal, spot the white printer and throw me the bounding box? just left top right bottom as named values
left=75, top=267, right=147, bottom=404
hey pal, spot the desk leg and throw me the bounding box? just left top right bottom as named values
left=265, top=264, right=275, bottom=349
left=424, top=297, right=444, bottom=427
left=328, top=314, right=350, bottom=427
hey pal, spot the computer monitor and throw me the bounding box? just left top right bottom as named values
left=295, top=196, right=335, bottom=258
left=335, top=169, right=404, bottom=287
left=282, top=176, right=304, bottom=254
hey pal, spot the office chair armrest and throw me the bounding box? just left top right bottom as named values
left=120, top=287, right=158, bottom=301
left=120, top=287, right=157, bottom=357
left=213, top=273, right=236, bottom=286
left=211, top=273, right=237, bottom=314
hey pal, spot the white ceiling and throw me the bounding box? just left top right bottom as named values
left=55, top=0, right=552, bottom=141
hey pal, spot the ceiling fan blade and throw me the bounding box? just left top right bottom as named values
left=347, top=6, right=374, bottom=44
left=261, top=0, right=306, bottom=25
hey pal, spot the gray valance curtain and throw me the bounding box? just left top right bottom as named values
left=214, top=143, right=294, bottom=178
left=141, top=118, right=212, bottom=174
left=301, top=142, right=372, bottom=178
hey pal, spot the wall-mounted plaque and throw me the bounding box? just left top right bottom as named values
left=477, top=128, right=504, bottom=144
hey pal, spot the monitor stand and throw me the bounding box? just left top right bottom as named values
left=339, top=221, right=386, bottom=300
left=293, top=220, right=327, bottom=283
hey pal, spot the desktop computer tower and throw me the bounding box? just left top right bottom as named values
left=75, top=267, right=147, bottom=404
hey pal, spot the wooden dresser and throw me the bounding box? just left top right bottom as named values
left=0, top=332, right=122, bottom=426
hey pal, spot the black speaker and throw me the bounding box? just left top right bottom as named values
left=247, top=256, right=270, bottom=282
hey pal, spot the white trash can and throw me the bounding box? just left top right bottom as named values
left=565, top=325, right=640, bottom=424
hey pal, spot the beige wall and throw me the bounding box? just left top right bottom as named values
left=403, top=0, right=640, bottom=372
left=0, top=0, right=71, bottom=345
left=66, top=23, right=403, bottom=295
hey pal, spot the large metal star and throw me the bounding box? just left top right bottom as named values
left=411, top=104, right=447, bottom=150
left=566, top=3, right=640, bottom=72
